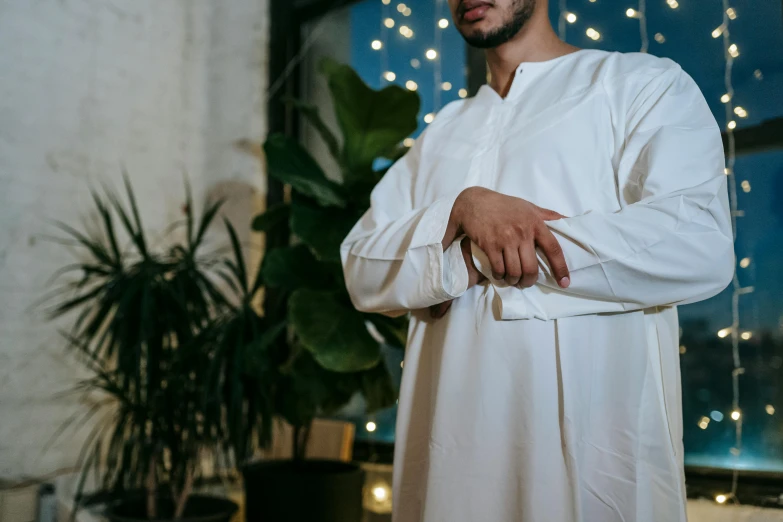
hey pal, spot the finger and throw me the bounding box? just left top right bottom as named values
left=487, top=248, right=506, bottom=281
left=430, top=300, right=453, bottom=319
left=503, top=247, right=522, bottom=287
left=518, top=243, right=539, bottom=288
left=535, top=226, right=570, bottom=288
left=535, top=205, right=567, bottom=221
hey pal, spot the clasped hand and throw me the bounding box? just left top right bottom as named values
left=430, top=187, right=570, bottom=319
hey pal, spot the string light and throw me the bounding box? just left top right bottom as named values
left=726, top=7, right=737, bottom=20
left=372, top=485, right=390, bottom=502
left=734, top=106, right=747, bottom=118
left=402, top=138, right=414, bottom=148
left=586, top=28, right=601, bottom=41
left=740, top=331, right=752, bottom=340
left=727, top=120, right=736, bottom=130
left=721, top=94, right=731, bottom=103
left=699, top=416, right=710, bottom=429
left=410, top=58, right=420, bottom=69
left=712, top=26, right=725, bottom=39
left=566, top=12, right=577, bottom=23
left=399, top=26, right=414, bottom=38
left=739, top=257, right=751, bottom=268
left=558, top=0, right=568, bottom=39
left=366, top=421, right=377, bottom=432
left=442, top=81, right=452, bottom=91
left=383, top=71, right=396, bottom=81
left=731, top=410, right=741, bottom=421
left=458, top=88, right=468, bottom=98
left=728, top=44, right=739, bottom=58
left=433, top=0, right=444, bottom=110
left=654, top=33, right=666, bottom=43
left=426, top=49, right=438, bottom=60
left=438, top=18, right=449, bottom=28
left=405, top=80, right=418, bottom=91
left=635, top=0, right=648, bottom=53
left=711, top=411, right=725, bottom=422
left=424, top=113, right=435, bottom=123
left=741, top=180, right=751, bottom=192
left=396, top=3, right=406, bottom=13
left=754, top=69, right=763, bottom=80
left=767, top=405, right=775, bottom=415
left=384, top=18, right=395, bottom=28
left=371, top=40, right=383, bottom=50
left=402, top=7, right=411, bottom=16
left=382, top=0, right=390, bottom=4
left=626, top=8, right=638, bottom=17
left=716, top=494, right=728, bottom=504
left=718, top=328, right=732, bottom=338
left=666, top=0, right=679, bottom=9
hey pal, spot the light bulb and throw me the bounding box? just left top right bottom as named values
left=405, top=80, right=418, bottom=91
left=403, top=138, right=414, bottom=147
left=438, top=18, right=449, bottom=28
left=726, top=7, right=737, bottom=19
left=728, top=121, right=737, bottom=130
left=396, top=3, right=406, bottom=13
left=766, top=405, right=775, bottom=415
left=716, top=494, right=727, bottom=504
left=711, top=411, right=724, bottom=422
left=734, top=106, right=747, bottom=118
left=458, top=88, right=468, bottom=98
left=731, top=410, right=741, bottom=421
left=741, top=331, right=752, bottom=340
left=371, top=40, right=382, bottom=50
left=654, top=33, right=666, bottom=43
left=717, top=328, right=731, bottom=338
left=424, top=113, right=435, bottom=123
left=566, top=12, right=577, bottom=23
left=729, top=44, right=739, bottom=58
left=586, top=28, right=601, bottom=40
left=626, top=8, right=638, bottom=18
left=754, top=69, right=763, bottom=80
left=667, top=0, right=679, bottom=8
left=426, top=49, right=438, bottom=60
left=384, top=18, right=395, bottom=28
left=366, top=421, right=377, bottom=432
left=739, top=257, right=751, bottom=268
left=712, top=26, right=724, bottom=38
left=698, top=416, right=710, bottom=430
left=372, top=485, right=389, bottom=501
left=410, top=58, right=420, bottom=68
left=441, top=81, right=452, bottom=91
left=721, top=94, right=731, bottom=103
left=402, top=7, right=411, bottom=16
left=382, top=0, right=390, bottom=4
left=383, top=71, right=396, bottom=81
left=741, top=180, right=751, bottom=193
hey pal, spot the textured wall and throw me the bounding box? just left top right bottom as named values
left=0, top=0, right=268, bottom=479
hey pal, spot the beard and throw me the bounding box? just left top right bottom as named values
left=460, top=0, right=536, bottom=49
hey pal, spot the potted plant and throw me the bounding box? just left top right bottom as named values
left=224, top=58, right=420, bottom=522
left=46, top=180, right=239, bottom=522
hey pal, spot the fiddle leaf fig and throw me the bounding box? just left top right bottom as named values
left=320, top=58, right=419, bottom=178
left=289, top=289, right=380, bottom=373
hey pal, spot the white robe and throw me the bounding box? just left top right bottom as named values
left=340, top=50, right=734, bottom=522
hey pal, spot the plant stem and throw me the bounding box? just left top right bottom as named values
left=146, top=454, right=157, bottom=519
left=173, top=466, right=194, bottom=520
left=299, top=421, right=313, bottom=461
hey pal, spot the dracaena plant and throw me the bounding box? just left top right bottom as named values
left=45, top=179, right=262, bottom=519
left=242, top=58, right=421, bottom=457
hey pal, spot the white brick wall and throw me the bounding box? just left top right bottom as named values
left=0, top=0, right=268, bottom=480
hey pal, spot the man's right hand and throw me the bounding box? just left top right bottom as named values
left=445, top=187, right=570, bottom=289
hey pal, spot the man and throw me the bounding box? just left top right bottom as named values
left=341, top=0, right=734, bottom=519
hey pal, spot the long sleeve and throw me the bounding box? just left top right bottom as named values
left=473, top=66, right=735, bottom=321
left=341, top=134, right=470, bottom=317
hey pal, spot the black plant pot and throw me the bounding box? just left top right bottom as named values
left=242, top=459, right=365, bottom=522
left=106, top=494, right=238, bottom=522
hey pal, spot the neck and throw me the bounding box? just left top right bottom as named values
left=485, top=9, right=579, bottom=97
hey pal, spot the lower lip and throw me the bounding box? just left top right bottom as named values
left=463, top=5, right=490, bottom=22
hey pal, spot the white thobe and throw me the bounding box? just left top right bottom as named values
left=340, top=50, right=734, bottom=522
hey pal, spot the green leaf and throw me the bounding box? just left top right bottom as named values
left=286, top=98, right=342, bottom=163
left=320, top=58, right=419, bottom=176
left=289, top=289, right=380, bottom=373
left=264, top=134, right=346, bottom=208
left=290, top=195, right=358, bottom=262
left=251, top=202, right=290, bottom=233
left=262, top=244, right=334, bottom=291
